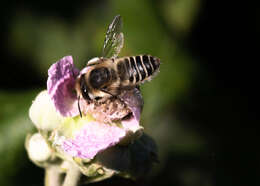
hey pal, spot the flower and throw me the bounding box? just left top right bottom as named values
left=31, top=56, right=144, bottom=160
left=28, top=55, right=158, bottom=181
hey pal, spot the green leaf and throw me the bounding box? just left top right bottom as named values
left=0, top=90, right=38, bottom=186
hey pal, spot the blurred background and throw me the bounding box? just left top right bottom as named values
left=0, top=0, right=254, bottom=186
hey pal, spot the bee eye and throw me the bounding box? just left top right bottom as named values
left=90, top=68, right=110, bottom=88
left=81, top=85, right=91, bottom=100
left=80, top=75, right=91, bottom=100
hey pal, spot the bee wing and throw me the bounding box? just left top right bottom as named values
left=102, top=15, right=124, bottom=59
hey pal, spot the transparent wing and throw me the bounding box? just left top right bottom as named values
left=102, top=15, right=124, bottom=58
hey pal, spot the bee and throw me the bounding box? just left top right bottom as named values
left=75, top=15, right=160, bottom=116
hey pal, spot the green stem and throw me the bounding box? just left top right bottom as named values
left=45, top=166, right=62, bottom=186
left=62, top=162, right=81, bottom=186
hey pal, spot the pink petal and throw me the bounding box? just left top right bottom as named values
left=119, top=88, right=143, bottom=131
left=60, top=88, right=144, bottom=159
left=47, top=56, right=80, bottom=117
left=120, top=88, right=143, bottom=120
left=62, top=121, right=126, bottom=159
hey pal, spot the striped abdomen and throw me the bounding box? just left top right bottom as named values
left=116, top=55, right=160, bottom=85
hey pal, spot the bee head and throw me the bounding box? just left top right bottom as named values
left=89, top=67, right=110, bottom=89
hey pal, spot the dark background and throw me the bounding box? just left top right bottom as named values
left=0, top=1, right=255, bottom=186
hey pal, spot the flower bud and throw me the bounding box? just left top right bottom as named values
left=26, top=133, right=52, bottom=163
left=29, top=90, right=63, bottom=131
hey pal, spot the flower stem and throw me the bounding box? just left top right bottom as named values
left=62, top=162, right=81, bottom=186
left=45, top=166, right=62, bottom=186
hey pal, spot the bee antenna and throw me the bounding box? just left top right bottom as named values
left=77, top=95, right=82, bottom=118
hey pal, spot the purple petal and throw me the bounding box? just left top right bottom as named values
left=59, top=88, right=144, bottom=159
left=62, top=121, right=126, bottom=159
left=119, top=88, right=144, bottom=131
left=47, top=56, right=80, bottom=117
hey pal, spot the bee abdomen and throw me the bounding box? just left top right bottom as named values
left=118, top=55, right=160, bottom=85
left=131, top=55, right=160, bottom=83
left=143, top=55, right=160, bottom=75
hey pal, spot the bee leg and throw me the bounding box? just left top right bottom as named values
left=100, top=88, right=116, bottom=97
left=77, top=95, right=82, bottom=118
left=100, top=88, right=125, bottom=103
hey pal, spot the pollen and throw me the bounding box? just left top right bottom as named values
left=81, top=97, right=131, bottom=124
